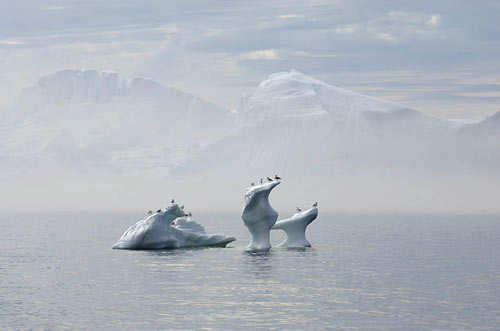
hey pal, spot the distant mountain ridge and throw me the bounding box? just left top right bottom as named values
left=173, top=69, right=499, bottom=175
left=0, top=69, right=498, bottom=178
left=16, top=69, right=178, bottom=107
left=0, top=69, right=234, bottom=174
left=1, top=68, right=499, bottom=213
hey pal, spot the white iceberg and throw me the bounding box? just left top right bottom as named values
left=112, top=204, right=235, bottom=250
left=272, top=207, right=318, bottom=248
left=170, top=216, right=236, bottom=248
left=241, top=180, right=280, bottom=251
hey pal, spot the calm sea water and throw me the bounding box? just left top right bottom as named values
left=1, top=212, right=499, bottom=330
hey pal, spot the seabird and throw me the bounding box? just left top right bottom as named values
left=188, top=212, right=192, bottom=217
left=171, top=198, right=175, bottom=204
left=156, top=209, right=162, bottom=213
left=180, top=205, right=184, bottom=210
left=251, top=182, right=255, bottom=186
left=274, top=175, right=282, bottom=180
left=313, top=202, right=318, bottom=207
left=267, top=176, right=273, bottom=182
left=296, top=207, right=302, bottom=212
left=148, top=210, right=153, bottom=215
left=260, top=178, right=263, bottom=184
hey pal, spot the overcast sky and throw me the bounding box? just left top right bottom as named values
left=1, top=0, right=499, bottom=118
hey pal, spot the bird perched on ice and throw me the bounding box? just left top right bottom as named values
left=188, top=212, right=192, bottom=217
left=260, top=178, right=263, bottom=184
left=274, top=175, right=282, bottom=180
left=156, top=209, right=162, bottom=213
left=296, top=207, right=302, bottom=212
left=267, top=176, right=273, bottom=182
left=313, top=202, right=318, bottom=207
left=251, top=182, right=255, bottom=186
left=171, top=198, right=175, bottom=204
left=148, top=210, right=153, bottom=215
left=180, top=205, right=184, bottom=210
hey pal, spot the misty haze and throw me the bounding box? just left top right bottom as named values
left=1, top=1, right=499, bottom=330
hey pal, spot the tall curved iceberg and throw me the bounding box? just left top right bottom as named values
left=272, top=207, right=318, bottom=248
left=241, top=181, right=280, bottom=251
left=112, top=204, right=235, bottom=250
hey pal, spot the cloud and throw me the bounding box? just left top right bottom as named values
left=335, top=24, right=358, bottom=34
left=0, top=0, right=499, bottom=120
left=378, top=33, right=397, bottom=42
left=241, top=49, right=280, bottom=60
left=44, top=5, right=65, bottom=11
left=277, top=14, right=301, bottom=19
left=0, top=40, right=25, bottom=46
left=334, top=10, right=447, bottom=43
left=454, top=91, right=500, bottom=98
left=427, top=14, right=442, bottom=27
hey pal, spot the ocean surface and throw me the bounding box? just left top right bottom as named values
left=1, top=212, right=499, bottom=330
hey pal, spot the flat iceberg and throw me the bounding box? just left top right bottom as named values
left=241, top=181, right=280, bottom=251
left=272, top=207, right=318, bottom=248
left=112, top=204, right=235, bottom=250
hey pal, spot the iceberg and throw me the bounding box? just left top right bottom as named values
left=272, top=207, right=318, bottom=248
left=241, top=181, right=280, bottom=251
left=170, top=216, right=236, bottom=248
left=112, top=204, right=235, bottom=250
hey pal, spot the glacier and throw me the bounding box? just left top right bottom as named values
left=112, top=204, right=235, bottom=250
left=241, top=181, right=280, bottom=251
left=272, top=207, right=319, bottom=248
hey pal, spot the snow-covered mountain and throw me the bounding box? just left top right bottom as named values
left=1, top=68, right=498, bottom=212
left=0, top=69, right=234, bottom=174
left=173, top=69, right=499, bottom=176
